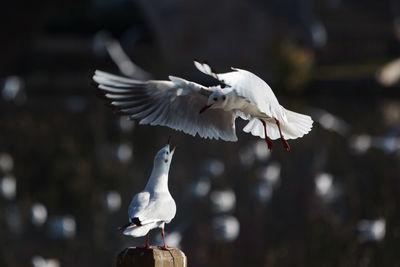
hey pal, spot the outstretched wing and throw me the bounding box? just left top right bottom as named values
left=93, top=70, right=238, bottom=141
left=194, top=61, right=287, bottom=122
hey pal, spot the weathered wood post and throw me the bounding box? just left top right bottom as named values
left=116, top=247, right=187, bottom=267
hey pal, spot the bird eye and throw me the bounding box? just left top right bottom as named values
left=164, top=159, right=168, bottom=163
left=213, top=97, right=218, bottom=101
left=166, top=151, right=169, bottom=155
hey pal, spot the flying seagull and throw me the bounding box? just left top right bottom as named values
left=93, top=61, right=313, bottom=150
left=119, top=141, right=176, bottom=250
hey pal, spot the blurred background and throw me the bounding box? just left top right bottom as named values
left=1, top=0, right=400, bottom=266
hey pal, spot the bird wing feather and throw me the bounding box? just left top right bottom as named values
left=128, top=191, right=150, bottom=221
left=93, top=70, right=238, bottom=141
left=140, top=196, right=176, bottom=223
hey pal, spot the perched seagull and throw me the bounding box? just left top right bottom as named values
left=93, top=61, right=313, bottom=150
left=119, top=142, right=176, bottom=250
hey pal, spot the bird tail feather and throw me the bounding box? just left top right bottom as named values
left=243, top=109, right=313, bottom=140
left=280, top=109, right=313, bottom=139
left=122, top=222, right=158, bottom=237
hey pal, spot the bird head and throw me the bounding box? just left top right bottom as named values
left=154, top=137, right=176, bottom=165
left=199, top=90, right=227, bottom=114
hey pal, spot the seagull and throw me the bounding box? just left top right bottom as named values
left=93, top=61, right=313, bottom=151
left=119, top=141, right=176, bottom=250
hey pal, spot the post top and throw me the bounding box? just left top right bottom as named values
left=117, top=247, right=187, bottom=267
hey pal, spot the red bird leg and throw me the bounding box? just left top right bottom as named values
left=275, top=119, right=290, bottom=151
left=145, top=232, right=150, bottom=248
left=159, top=228, right=171, bottom=251
left=260, top=119, right=273, bottom=151
left=137, top=232, right=151, bottom=249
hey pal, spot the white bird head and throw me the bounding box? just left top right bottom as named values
left=199, top=89, right=227, bottom=114
left=154, top=138, right=176, bottom=166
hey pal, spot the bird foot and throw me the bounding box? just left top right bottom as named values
left=158, top=245, right=172, bottom=251
left=282, top=139, right=290, bottom=151
left=266, top=137, right=274, bottom=151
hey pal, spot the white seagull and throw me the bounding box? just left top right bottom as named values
left=93, top=61, right=313, bottom=150
left=119, top=141, right=176, bottom=250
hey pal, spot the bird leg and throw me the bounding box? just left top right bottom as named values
left=260, top=119, right=273, bottom=151
left=158, top=228, right=171, bottom=251
left=137, top=232, right=151, bottom=249
left=275, top=119, right=290, bottom=151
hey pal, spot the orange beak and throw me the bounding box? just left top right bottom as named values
left=199, top=104, right=212, bottom=114
left=168, top=136, right=176, bottom=152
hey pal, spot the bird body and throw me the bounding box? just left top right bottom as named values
left=93, top=61, right=313, bottom=150
left=121, top=143, right=176, bottom=249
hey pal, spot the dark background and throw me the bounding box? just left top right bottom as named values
left=1, top=0, right=400, bottom=266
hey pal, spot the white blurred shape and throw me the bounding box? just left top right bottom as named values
left=32, top=256, right=60, bottom=267
left=116, top=143, right=132, bottom=163
left=310, top=21, right=327, bottom=48
left=49, top=215, right=76, bottom=239
left=312, top=108, right=350, bottom=136
left=0, top=175, right=16, bottom=200
left=351, top=134, right=400, bottom=154
left=315, top=173, right=333, bottom=196
left=2, top=76, right=26, bottom=104
left=32, top=256, right=46, bottom=267
left=350, top=135, right=372, bottom=154
left=106, top=39, right=151, bottom=80
left=92, top=31, right=151, bottom=80
left=212, top=215, right=240, bottom=242
left=239, top=141, right=270, bottom=168
left=203, top=158, right=224, bottom=177
left=357, top=218, right=386, bottom=242
left=118, top=116, right=135, bottom=132
left=376, top=57, right=400, bottom=87
left=31, top=202, right=48, bottom=226
left=65, top=96, right=86, bottom=113
left=238, top=145, right=255, bottom=167
left=253, top=140, right=271, bottom=162
left=253, top=182, right=273, bottom=203
left=0, top=153, right=14, bottom=172
left=377, top=136, right=400, bottom=154
left=259, top=162, right=281, bottom=187
left=105, top=191, right=121, bottom=212
left=210, top=189, right=236, bottom=213
left=188, top=176, right=211, bottom=198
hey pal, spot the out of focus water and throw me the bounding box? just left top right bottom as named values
left=1, top=0, right=400, bottom=266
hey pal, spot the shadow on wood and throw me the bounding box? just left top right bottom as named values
left=116, top=247, right=187, bottom=267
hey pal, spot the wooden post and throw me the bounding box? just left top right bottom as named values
left=116, top=247, right=187, bottom=267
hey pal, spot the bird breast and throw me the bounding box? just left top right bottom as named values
left=227, top=96, right=268, bottom=119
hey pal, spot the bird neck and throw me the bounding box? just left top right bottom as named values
left=220, top=90, right=234, bottom=111
left=145, top=163, right=170, bottom=192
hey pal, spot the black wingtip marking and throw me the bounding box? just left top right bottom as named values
left=132, top=217, right=142, bottom=226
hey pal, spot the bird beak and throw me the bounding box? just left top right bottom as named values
left=168, top=136, right=176, bottom=153
left=199, top=104, right=212, bottom=114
